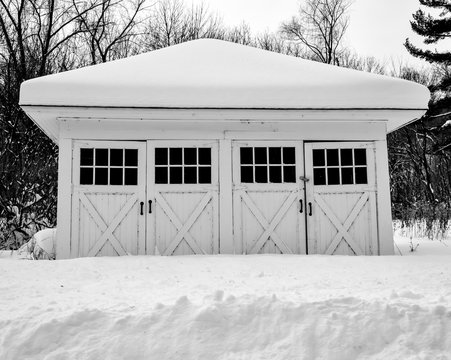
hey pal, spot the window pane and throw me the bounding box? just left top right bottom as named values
left=327, top=168, right=340, bottom=185
left=354, top=149, right=367, bottom=165
left=155, top=167, right=168, bottom=184
left=95, top=168, right=108, bottom=185
left=326, top=149, right=339, bottom=166
left=312, top=149, right=325, bottom=166
left=269, top=166, right=282, bottom=183
left=110, top=149, right=123, bottom=166
left=341, top=167, right=353, bottom=185
left=80, top=167, right=93, bottom=185
left=355, top=167, right=368, bottom=184
left=184, top=167, right=197, bottom=184
left=169, top=148, right=182, bottom=165
left=269, top=147, right=281, bottom=164
left=125, top=168, right=138, bottom=185
left=313, top=168, right=326, bottom=185
left=80, top=148, right=94, bottom=166
left=155, top=148, right=168, bottom=165
left=283, top=166, right=296, bottom=183
left=198, top=148, right=211, bottom=165
left=110, top=168, right=123, bottom=185
left=125, top=149, right=138, bottom=166
left=169, top=166, right=182, bottom=184
left=254, top=147, right=267, bottom=164
left=241, top=166, right=253, bottom=183
left=240, top=148, right=253, bottom=165
left=283, top=147, right=295, bottom=164
left=340, top=149, right=353, bottom=166
left=184, top=148, right=197, bottom=165
left=199, top=167, right=211, bottom=184
left=95, top=148, right=108, bottom=166
left=255, top=166, right=268, bottom=183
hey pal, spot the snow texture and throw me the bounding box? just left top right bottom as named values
left=20, top=39, right=430, bottom=110
left=1, top=235, right=450, bottom=359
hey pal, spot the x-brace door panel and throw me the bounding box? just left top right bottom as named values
left=305, top=142, right=378, bottom=255
left=147, top=140, right=219, bottom=255
left=232, top=141, right=306, bottom=254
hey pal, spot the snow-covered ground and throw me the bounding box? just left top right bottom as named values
left=1, top=235, right=450, bottom=360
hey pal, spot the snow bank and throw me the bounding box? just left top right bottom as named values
left=1, top=236, right=450, bottom=359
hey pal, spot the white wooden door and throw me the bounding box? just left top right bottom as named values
left=147, top=141, right=219, bottom=255
left=305, top=142, right=378, bottom=255
left=232, top=141, right=306, bottom=254
left=71, top=141, right=146, bottom=257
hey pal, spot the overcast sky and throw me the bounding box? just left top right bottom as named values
left=193, top=0, right=431, bottom=68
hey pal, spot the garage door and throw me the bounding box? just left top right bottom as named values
left=147, top=141, right=219, bottom=255
left=232, top=141, right=306, bottom=254
left=71, top=141, right=146, bottom=257
left=304, top=142, right=378, bottom=255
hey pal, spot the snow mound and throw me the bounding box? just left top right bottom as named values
left=1, top=294, right=450, bottom=360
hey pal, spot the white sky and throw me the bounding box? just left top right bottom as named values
left=194, top=0, right=432, bottom=69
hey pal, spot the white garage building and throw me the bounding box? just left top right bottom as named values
left=20, top=39, right=430, bottom=258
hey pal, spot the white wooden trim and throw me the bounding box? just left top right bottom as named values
left=56, top=138, right=72, bottom=259
left=219, top=139, right=234, bottom=253
left=375, top=139, right=394, bottom=255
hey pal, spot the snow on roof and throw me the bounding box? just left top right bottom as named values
left=20, top=39, right=430, bottom=109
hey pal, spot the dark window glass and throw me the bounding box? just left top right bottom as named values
left=341, top=167, right=353, bottom=185
left=254, top=147, right=267, bottom=164
left=312, top=149, right=325, bottom=167
left=155, top=167, right=168, bottom=184
left=170, top=167, right=182, bottom=184
left=198, top=148, right=211, bottom=165
left=155, top=148, right=168, bottom=165
left=327, top=149, right=339, bottom=166
left=327, top=168, right=340, bottom=185
left=184, top=148, right=197, bottom=165
left=198, top=167, right=211, bottom=184
left=110, top=149, right=123, bottom=166
left=241, top=166, right=253, bottom=183
left=125, top=149, right=138, bottom=166
left=269, top=148, right=281, bottom=164
left=80, top=148, right=94, bottom=166
left=95, top=148, right=108, bottom=166
left=313, top=168, right=326, bottom=185
left=269, top=166, right=282, bottom=183
left=255, top=166, right=268, bottom=183
left=283, top=166, right=296, bottom=183
left=184, top=167, right=197, bottom=184
left=95, top=168, right=108, bottom=185
left=340, top=149, right=353, bottom=166
left=125, top=168, right=138, bottom=185
left=354, top=149, right=367, bottom=165
left=355, top=167, right=368, bottom=184
left=283, top=147, right=295, bottom=164
left=170, top=148, right=182, bottom=165
left=110, top=168, right=123, bottom=185
left=240, top=148, right=253, bottom=165
left=80, top=168, right=93, bottom=185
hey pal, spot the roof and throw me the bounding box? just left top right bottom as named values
left=20, top=39, right=430, bottom=110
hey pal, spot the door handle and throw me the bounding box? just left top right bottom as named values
left=140, top=201, right=144, bottom=215
left=308, top=202, right=312, bottom=216
left=148, top=200, right=152, bottom=214
left=299, top=199, right=303, bottom=213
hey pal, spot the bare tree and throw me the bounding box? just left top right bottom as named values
left=280, top=0, right=352, bottom=64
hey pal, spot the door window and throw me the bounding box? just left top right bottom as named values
left=154, top=147, right=212, bottom=184
left=239, top=147, right=296, bottom=184
left=312, top=148, right=367, bottom=186
left=79, top=148, right=138, bottom=185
